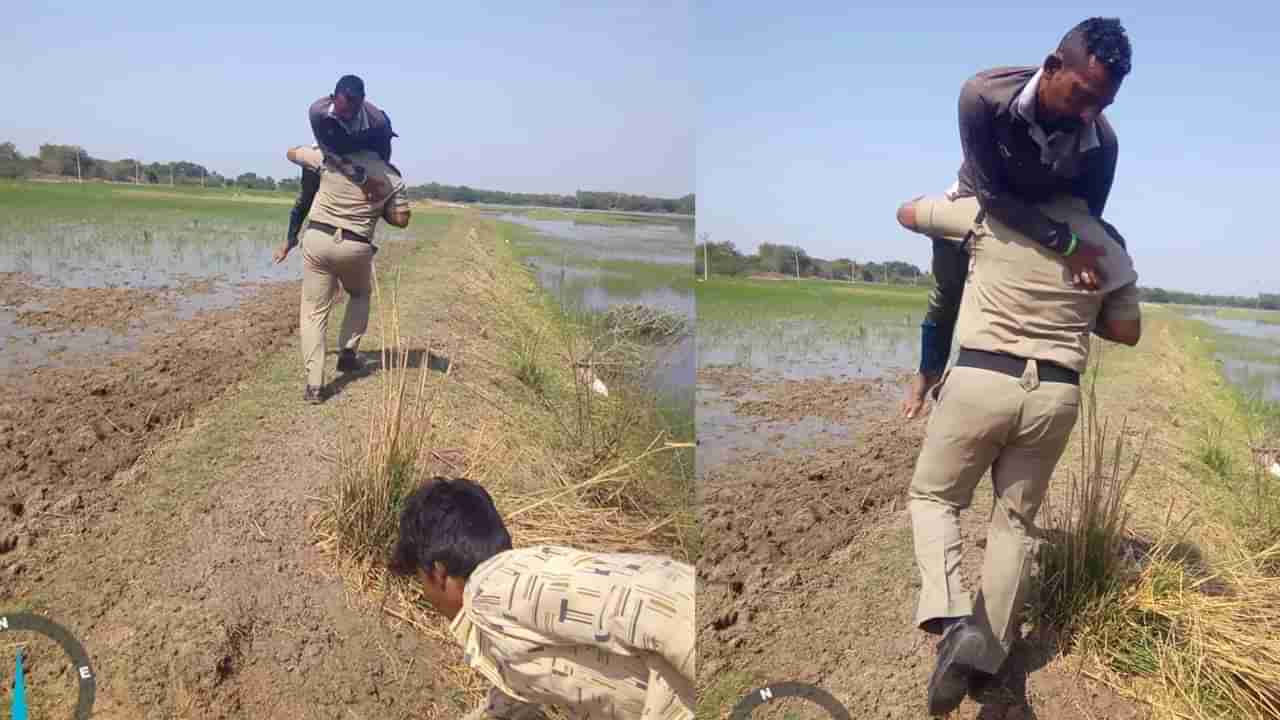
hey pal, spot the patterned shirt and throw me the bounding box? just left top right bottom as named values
left=450, top=546, right=695, bottom=720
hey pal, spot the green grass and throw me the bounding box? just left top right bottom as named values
left=508, top=206, right=692, bottom=227
left=0, top=178, right=293, bottom=220
left=695, top=276, right=925, bottom=373
left=1212, top=307, right=1280, bottom=325
left=696, top=275, right=929, bottom=322
left=510, top=327, right=551, bottom=394
left=696, top=670, right=760, bottom=720
left=501, top=219, right=693, bottom=308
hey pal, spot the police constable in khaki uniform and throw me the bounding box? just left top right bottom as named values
left=279, top=144, right=410, bottom=403
left=388, top=478, right=695, bottom=720
left=895, top=17, right=1135, bottom=421
left=910, top=194, right=1141, bottom=715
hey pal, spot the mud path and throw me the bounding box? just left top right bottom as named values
left=0, top=220, right=481, bottom=718
left=696, top=369, right=1142, bottom=719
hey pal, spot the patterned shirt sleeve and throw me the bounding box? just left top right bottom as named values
left=465, top=547, right=696, bottom=718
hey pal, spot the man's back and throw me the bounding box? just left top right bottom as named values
left=288, top=147, right=406, bottom=240
left=953, top=195, right=1139, bottom=373
left=453, top=545, right=695, bottom=720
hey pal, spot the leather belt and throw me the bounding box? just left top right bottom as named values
left=307, top=220, right=370, bottom=244
left=956, top=348, right=1080, bottom=386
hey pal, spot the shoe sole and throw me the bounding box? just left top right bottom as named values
left=927, top=628, right=986, bottom=716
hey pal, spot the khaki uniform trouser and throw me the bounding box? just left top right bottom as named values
left=908, top=363, right=1080, bottom=674
left=300, top=225, right=374, bottom=387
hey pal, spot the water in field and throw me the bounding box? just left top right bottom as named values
left=697, top=308, right=921, bottom=380
left=1188, top=309, right=1280, bottom=403
left=493, top=211, right=695, bottom=429
left=696, top=278, right=928, bottom=476
left=0, top=182, right=413, bottom=370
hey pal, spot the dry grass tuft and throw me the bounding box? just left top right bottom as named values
left=1037, top=352, right=1149, bottom=630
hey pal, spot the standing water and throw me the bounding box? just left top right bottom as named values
left=492, top=211, right=695, bottom=421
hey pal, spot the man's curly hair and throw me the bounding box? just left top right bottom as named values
left=1059, top=17, right=1132, bottom=80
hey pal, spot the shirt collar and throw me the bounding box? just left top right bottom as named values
left=325, top=100, right=370, bottom=135
left=1013, top=68, right=1101, bottom=153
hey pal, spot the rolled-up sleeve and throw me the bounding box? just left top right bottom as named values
left=286, top=145, right=325, bottom=173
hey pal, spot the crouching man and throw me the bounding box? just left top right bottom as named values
left=388, top=477, right=696, bottom=720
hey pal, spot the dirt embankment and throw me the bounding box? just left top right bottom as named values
left=0, top=213, right=651, bottom=719
left=696, top=368, right=1141, bottom=720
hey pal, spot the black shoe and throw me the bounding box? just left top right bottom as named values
left=337, top=350, right=364, bottom=373
left=927, top=620, right=987, bottom=716
left=303, top=385, right=323, bottom=404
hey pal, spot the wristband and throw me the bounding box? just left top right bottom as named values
left=1063, top=232, right=1079, bottom=256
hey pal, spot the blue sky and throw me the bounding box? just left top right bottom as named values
left=2, top=1, right=692, bottom=198
left=696, top=3, right=1279, bottom=296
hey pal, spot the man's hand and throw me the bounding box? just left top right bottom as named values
left=361, top=175, right=391, bottom=203
left=1064, top=238, right=1107, bottom=290
left=273, top=242, right=292, bottom=264
left=902, top=372, right=939, bottom=420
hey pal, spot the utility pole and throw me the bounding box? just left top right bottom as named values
left=135, top=159, right=140, bottom=184
left=170, top=165, right=174, bottom=186
left=698, top=232, right=710, bottom=281
left=75, top=147, right=81, bottom=183
left=794, top=247, right=800, bottom=280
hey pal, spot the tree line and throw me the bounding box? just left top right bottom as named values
left=1, top=141, right=693, bottom=212
left=0, top=142, right=287, bottom=190
left=697, top=238, right=1280, bottom=310
left=403, top=183, right=694, bottom=214
left=695, top=239, right=927, bottom=284
left=1139, top=287, right=1280, bottom=311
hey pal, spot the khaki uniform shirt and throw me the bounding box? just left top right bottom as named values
left=450, top=546, right=695, bottom=720
left=286, top=146, right=409, bottom=241
left=953, top=195, right=1141, bottom=374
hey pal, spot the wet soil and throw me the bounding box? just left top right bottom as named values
left=0, top=229, right=465, bottom=718
left=696, top=369, right=1143, bottom=719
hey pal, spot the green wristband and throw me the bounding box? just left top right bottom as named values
left=1063, top=232, right=1079, bottom=256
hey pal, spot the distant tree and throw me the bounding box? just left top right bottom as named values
left=0, top=142, right=27, bottom=178
left=38, top=144, right=91, bottom=177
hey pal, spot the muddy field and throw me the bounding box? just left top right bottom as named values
left=0, top=275, right=300, bottom=580
left=696, top=367, right=1141, bottom=719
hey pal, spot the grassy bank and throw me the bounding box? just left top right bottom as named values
left=695, top=276, right=1280, bottom=719
left=1035, top=305, right=1280, bottom=720
left=304, top=211, right=693, bottom=718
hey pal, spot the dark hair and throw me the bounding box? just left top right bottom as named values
left=334, top=74, right=365, bottom=100
left=1059, top=17, right=1131, bottom=80
left=387, top=477, right=512, bottom=580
